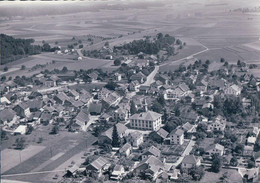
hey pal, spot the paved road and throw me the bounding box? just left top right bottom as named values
left=142, top=66, right=159, bottom=86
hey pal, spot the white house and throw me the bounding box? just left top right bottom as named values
left=169, top=128, right=184, bottom=145
left=181, top=155, right=201, bottom=169
left=13, top=125, right=27, bottom=135
left=224, top=84, right=241, bottom=96
left=129, top=110, right=162, bottom=131
left=205, top=143, right=224, bottom=156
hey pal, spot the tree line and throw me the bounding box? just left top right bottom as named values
left=1, top=34, right=60, bottom=65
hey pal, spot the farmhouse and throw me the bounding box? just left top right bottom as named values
left=85, top=157, right=109, bottom=177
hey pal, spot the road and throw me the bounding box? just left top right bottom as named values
left=168, top=139, right=195, bottom=167
left=142, top=66, right=159, bottom=86
left=160, top=44, right=209, bottom=67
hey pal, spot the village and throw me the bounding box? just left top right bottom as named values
left=1, top=31, right=260, bottom=183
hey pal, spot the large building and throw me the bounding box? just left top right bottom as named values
left=129, top=110, right=162, bottom=131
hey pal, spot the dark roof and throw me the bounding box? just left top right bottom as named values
left=89, top=103, right=102, bottom=114
left=0, top=109, right=16, bottom=122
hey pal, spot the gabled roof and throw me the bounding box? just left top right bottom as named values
left=119, top=143, right=131, bottom=153
left=182, top=122, right=193, bottom=132
left=102, top=123, right=127, bottom=140
left=230, top=84, right=241, bottom=92
left=182, top=155, right=198, bottom=165
left=137, top=155, right=164, bottom=172
left=88, top=157, right=108, bottom=170
left=27, top=99, right=43, bottom=109
left=169, top=128, right=184, bottom=137
left=156, top=128, right=169, bottom=139
left=130, top=110, right=162, bottom=121
left=143, top=146, right=161, bottom=157
left=179, top=83, right=189, bottom=92
left=89, top=102, right=102, bottom=114
left=0, top=109, right=16, bottom=122
left=75, top=109, right=89, bottom=124
left=129, top=131, right=143, bottom=140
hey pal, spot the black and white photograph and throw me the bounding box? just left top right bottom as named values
left=1, top=0, right=260, bottom=182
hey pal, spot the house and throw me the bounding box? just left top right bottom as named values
left=114, top=73, right=122, bottom=81
left=149, top=128, right=169, bottom=143
left=27, top=99, right=43, bottom=112
left=128, top=80, right=140, bottom=91
left=0, top=109, right=18, bottom=127
left=13, top=103, right=31, bottom=118
left=88, top=71, right=99, bottom=81
left=169, top=128, right=184, bottom=145
left=164, top=83, right=190, bottom=100
left=53, top=92, right=71, bottom=105
left=13, top=125, right=27, bottom=135
left=141, top=145, right=161, bottom=160
left=157, top=74, right=169, bottom=85
left=100, top=113, right=111, bottom=122
left=113, top=108, right=129, bottom=121
left=119, top=143, right=132, bottom=157
left=85, top=157, right=109, bottom=177
left=98, top=123, right=127, bottom=145
left=128, top=131, right=143, bottom=147
left=207, top=116, right=226, bottom=132
left=224, top=84, right=241, bottom=96
left=44, top=78, right=56, bottom=87
left=181, top=122, right=196, bottom=133
left=110, top=165, right=125, bottom=181
left=139, top=85, right=150, bottom=94
left=64, top=165, right=79, bottom=178
left=243, top=146, right=254, bottom=157
left=40, top=111, right=52, bottom=124
left=205, top=143, right=224, bottom=156
left=74, top=108, right=89, bottom=131
left=247, top=136, right=256, bottom=146
left=89, top=102, right=102, bottom=115
left=208, top=78, right=226, bottom=90
left=130, top=72, right=147, bottom=84
left=130, top=110, right=162, bottom=131
left=135, top=156, right=164, bottom=180
left=1, top=96, right=11, bottom=105
left=196, top=81, right=207, bottom=92
left=181, top=155, right=201, bottom=169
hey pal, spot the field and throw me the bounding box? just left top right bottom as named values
left=1, top=125, right=97, bottom=183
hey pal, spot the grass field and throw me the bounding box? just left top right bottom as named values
left=1, top=145, right=46, bottom=173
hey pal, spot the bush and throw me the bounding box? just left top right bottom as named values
left=114, top=59, right=121, bottom=66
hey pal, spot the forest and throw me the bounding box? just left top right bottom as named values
left=1, top=34, right=59, bottom=65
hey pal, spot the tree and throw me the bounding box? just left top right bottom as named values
left=130, top=100, right=137, bottom=115
left=151, top=101, right=163, bottom=113
left=114, top=59, right=121, bottom=66
left=220, top=58, right=225, bottom=63
left=50, top=125, right=59, bottom=134
left=189, top=166, right=204, bottom=181
left=21, top=65, right=26, bottom=70
left=211, top=154, right=222, bottom=173
left=104, top=41, right=109, bottom=47
left=112, top=125, right=120, bottom=147
left=3, top=66, right=8, bottom=72
left=15, top=137, right=26, bottom=150
left=1, top=76, right=6, bottom=81
left=42, top=43, right=51, bottom=52
left=230, top=157, right=238, bottom=166
left=105, top=81, right=118, bottom=91
left=61, top=66, right=68, bottom=73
